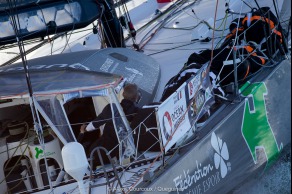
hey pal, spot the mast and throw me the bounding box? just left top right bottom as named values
left=98, top=0, right=126, bottom=48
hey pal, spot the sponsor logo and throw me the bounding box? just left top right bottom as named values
left=201, top=69, right=207, bottom=81
left=173, top=91, right=182, bottom=104
left=195, top=89, right=205, bottom=111
left=171, top=105, right=184, bottom=122
left=190, top=89, right=205, bottom=117
left=188, top=75, right=200, bottom=99
left=162, top=104, right=187, bottom=141
left=173, top=132, right=231, bottom=193
left=35, top=147, right=43, bottom=159
left=0, top=63, right=90, bottom=73
left=172, top=105, right=186, bottom=131
left=162, top=111, right=173, bottom=140
left=240, top=82, right=282, bottom=168
left=125, top=67, right=144, bottom=82
left=100, top=58, right=114, bottom=72
left=34, top=147, right=56, bottom=159
left=211, top=132, right=231, bottom=178
left=188, top=81, right=193, bottom=96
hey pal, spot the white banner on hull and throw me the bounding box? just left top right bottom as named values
left=156, top=83, right=191, bottom=152
left=156, top=65, right=215, bottom=152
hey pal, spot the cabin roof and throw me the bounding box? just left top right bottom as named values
left=0, top=66, right=122, bottom=99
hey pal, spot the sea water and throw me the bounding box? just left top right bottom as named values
left=233, top=150, right=291, bottom=194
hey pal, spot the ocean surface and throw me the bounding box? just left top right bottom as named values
left=234, top=149, right=291, bottom=194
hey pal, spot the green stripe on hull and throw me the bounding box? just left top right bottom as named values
left=241, top=82, right=281, bottom=168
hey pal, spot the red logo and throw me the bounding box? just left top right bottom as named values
left=163, top=111, right=173, bottom=140
left=188, top=82, right=193, bottom=96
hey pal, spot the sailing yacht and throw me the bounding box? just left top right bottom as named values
left=0, top=0, right=290, bottom=193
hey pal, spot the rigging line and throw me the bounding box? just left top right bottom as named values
left=124, top=0, right=187, bottom=41
left=144, top=38, right=196, bottom=44
left=287, top=16, right=291, bottom=40
left=114, top=0, right=129, bottom=46
left=60, top=0, right=76, bottom=54
left=47, top=2, right=60, bottom=56
left=143, top=33, right=221, bottom=44
left=215, top=35, right=227, bottom=49
left=111, top=138, right=161, bottom=182
left=49, top=0, right=77, bottom=53
left=115, top=0, right=122, bottom=13
left=267, top=9, right=275, bottom=58
left=121, top=0, right=137, bottom=45
left=137, top=151, right=180, bottom=191
left=95, top=1, right=112, bottom=47
left=216, top=40, right=272, bottom=85
left=172, top=133, right=199, bottom=149
left=2, top=1, right=101, bottom=51
left=202, top=17, right=229, bottom=31
left=7, top=0, right=34, bottom=105
left=51, top=112, right=138, bottom=128
left=8, top=0, right=54, bottom=192
left=50, top=27, right=58, bottom=56
left=137, top=4, right=178, bottom=44
left=0, top=23, right=46, bottom=44
left=138, top=0, right=190, bottom=42
left=108, top=0, right=125, bottom=47
left=222, top=6, right=281, bottom=48
left=0, top=135, right=37, bottom=156
left=208, top=2, right=256, bottom=88
left=103, top=13, right=122, bottom=47
left=215, top=0, right=244, bottom=79
left=161, top=16, right=231, bottom=31
left=252, top=0, right=274, bottom=59
left=4, top=155, right=34, bottom=194
left=138, top=1, right=190, bottom=49
left=34, top=98, right=55, bottom=192
left=122, top=0, right=131, bottom=21
left=100, top=2, right=118, bottom=47
left=115, top=0, right=124, bottom=25
left=105, top=112, right=161, bottom=169
left=174, top=0, right=230, bottom=31
left=221, top=13, right=229, bottom=37
left=206, top=0, right=220, bottom=73
left=96, top=1, right=107, bottom=48
left=144, top=47, right=213, bottom=52
left=95, top=25, right=105, bottom=45
left=147, top=40, right=206, bottom=56
left=274, top=0, right=289, bottom=57
left=157, top=1, right=203, bottom=27
left=2, top=148, right=31, bottom=192
left=1, top=33, right=65, bottom=67
left=241, top=0, right=253, bottom=10
left=145, top=29, right=213, bottom=43
left=272, top=0, right=280, bottom=20
left=172, top=0, right=200, bottom=22
left=50, top=31, right=93, bottom=55
left=125, top=1, right=224, bottom=43
left=126, top=77, right=209, bottom=193
left=35, top=1, right=49, bottom=40
left=0, top=126, right=31, bottom=186
left=216, top=48, right=273, bottom=87
left=3, top=122, right=29, bottom=169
